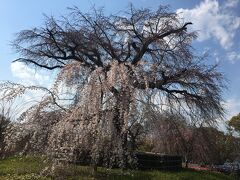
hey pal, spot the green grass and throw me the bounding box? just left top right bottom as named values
left=0, top=156, right=235, bottom=180
left=0, top=156, right=49, bottom=179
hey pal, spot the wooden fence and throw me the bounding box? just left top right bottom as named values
left=135, top=152, right=182, bottom=170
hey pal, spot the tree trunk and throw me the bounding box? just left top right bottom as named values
left=91, top=164, right=97, bottom=175
left=112, top=88, right=131, bottom=169
left=185, top=155, right=189, bottom=168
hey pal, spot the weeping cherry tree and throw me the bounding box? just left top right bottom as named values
left=1, top=5, right=225, bottom=168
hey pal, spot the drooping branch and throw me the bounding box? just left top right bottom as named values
left=0, top=82, right=67, bottom=111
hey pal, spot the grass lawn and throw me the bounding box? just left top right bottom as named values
left=0, top=156, right=235, bottom=180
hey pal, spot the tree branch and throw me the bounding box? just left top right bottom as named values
left=13, top=58, right=64, bottom=70
left=131, top=22, right=193, bottom=65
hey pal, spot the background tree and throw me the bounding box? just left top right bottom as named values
left=143, top=113, right=240, bottom=166
left=0, top=114, right=10, bottom=157
left=228, top=113, right=240, bottom=134
left=1, top=5, right=225, bottom=168
left=0, top=100, right=19, bottom=157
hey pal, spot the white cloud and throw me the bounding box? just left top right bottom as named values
left=227, top=51, right=240, bottom=63
left=11, top=61, right=50, bottom=86
left=213, top=51, right=221, bottom=63
left=176, top=0, right=240, bottom=49
left=224, top=98, right=240, bottom=119
left=224, top=0, right=239, bottom=8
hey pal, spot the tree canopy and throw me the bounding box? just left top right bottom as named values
left=229, top=113, right=240, bottom=134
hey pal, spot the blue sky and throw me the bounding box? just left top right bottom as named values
left=0, top=0, right=240, bottom=120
